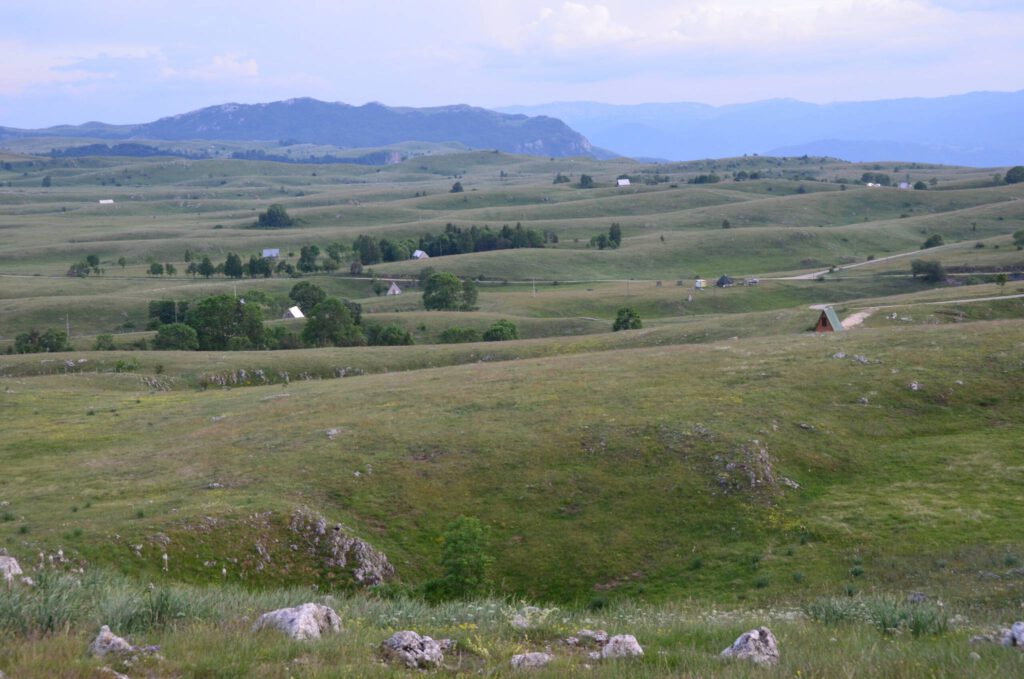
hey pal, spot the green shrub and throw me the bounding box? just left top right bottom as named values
left=483, top=320, right=518, bottom=342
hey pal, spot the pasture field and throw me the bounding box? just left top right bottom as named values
left=1, top=148, right=1023, bottom=676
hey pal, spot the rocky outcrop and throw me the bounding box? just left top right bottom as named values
left=88, top=626, right=134, bottom=658
left=288, top=509, right=394, bottom=586
left=720, top=627, right=780, bottom=666
left=510, top=652, right=553, bottom=669
left=601, top=634, right=644, bottom=659
left=251, top=603, right=341, bottom=640
left=379, top=631, right=444, bottom=669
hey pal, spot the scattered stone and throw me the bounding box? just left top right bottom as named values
left=720, top=627, right=780, bottom=666
left=510, top=652, right=553, bottom=669
left=379, top=631, right=444, bottom=669
left=1002, top=622, right=1024, bottom=647
left=906, top=592, right=928, bottom=604
left=206, top=482, right=224, bottom=490
left=780, top=477, right=801, bottom=490
left=852, top=355, right=869, bottom=364
left=288, top=509, right=394, bottom=586
left=955, top=380, right=964, bottom=386
left=798, top=423, right=815, bottom=431
left=969, top=651, right=981, bottom=661
left=858, top=397, right=870, bottom=405
left=832, top=351, right=846, bottom=359
left=0, top=556, right=22, bottom=586
left=88, top=626, right=134, bottom=658
left=601, top=635, right=644, bottom=659
left=211, top=415, right=225, bottom=422
left=326, top=428, right=341, bottom=440
left=908, top=381, right=920, bottom=391
left=575, top=629, right=609, bottom=647
left=251, top=603, right=341, bottom=640
left=587, top=651, right=601, bottom=661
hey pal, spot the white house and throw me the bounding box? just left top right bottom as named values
left=282, top=306, right=305, bottom=319
left=616, top=178, right=631, bottom=187
left=262, top=248, right=280, bottom=259
left=98, top=199, right=115, bottom=205
left=386, top=282, right=403, bottom=296
left=412, top=250, right=429, bottom=260
left=898, top=182, right=911, bottom=190
left=694, top=278, right=708, bottom=289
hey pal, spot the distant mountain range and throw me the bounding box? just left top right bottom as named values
left=501, top=90, right=1024, bottom=167
left=0, top=98, right=595, bottom=159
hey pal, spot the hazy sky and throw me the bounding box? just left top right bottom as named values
left=2, top=0, right=1023, bottom=127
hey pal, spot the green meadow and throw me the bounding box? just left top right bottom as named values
left=1, top=149, right=1023, bottom=676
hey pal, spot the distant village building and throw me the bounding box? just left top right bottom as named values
left=694, top=278, right=708, bottom=289
left=814, top=307, right=844, bottom=333
left=262, top=248, right=280, bottom=259
left=412, top=250, right=430, bottom=260
left=282, top=306, right=305, bottom=319
left=98, top=199, right=115, bottom=205
left=616, top=178, right=631, bottom=187
left=386, top=282, right=403, bottom=296
left=898, top=182, right=911, bottom=190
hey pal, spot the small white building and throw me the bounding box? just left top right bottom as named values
left=412, top=250, right=430, bottom=260
left=262, top=248, right=280, bottom=259
left=386, top=282, right=403, bottom=296
left=282, top=305, right=305, bottom=319
left=694, top=278, right=708, bottom=289
left=616, top=178, right=631, bottom=187
left=98, top=199, right=115, bottom=205
left=898, top=182, right=911, bottom=190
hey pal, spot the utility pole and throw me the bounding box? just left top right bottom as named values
left=65, top=313, right=70, bottom=339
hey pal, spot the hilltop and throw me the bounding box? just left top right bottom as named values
left=0, top=98, right=596, bottom=158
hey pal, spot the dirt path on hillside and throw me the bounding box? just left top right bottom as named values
left=810, top=293, right=1024, bottom=329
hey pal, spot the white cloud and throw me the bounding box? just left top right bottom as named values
left=530, top=3, right=638, bottom=49
left=162, top=53, right=259, bottom=81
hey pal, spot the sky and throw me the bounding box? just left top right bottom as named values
left=2, top=0, right=1023, bottom=127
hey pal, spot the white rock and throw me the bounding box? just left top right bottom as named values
left=576, top=629, right=608, bottom=647
left=510, top=652, right=553, bottom=669
left=0, top=556, right=22, bottom=585
left=601, top=634, right=644, bottom=659
left=380, top=630, right=444, bottom=669
left=88, top=625, right=133, bottom=658
left=721, top=627, right=780, bottom=666
left=251, top=603, right=341, bottom=640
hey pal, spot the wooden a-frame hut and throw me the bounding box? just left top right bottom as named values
left=814, top=307, right=844, bottom=332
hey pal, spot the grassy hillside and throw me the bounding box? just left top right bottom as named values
left=1, top=149, right=1023, bottom=676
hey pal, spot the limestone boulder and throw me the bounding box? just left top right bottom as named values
left=510, top=652, right=553, bottom=669
left=380, top=630, right=444, bottom=669
left=251, top=603, right=341, bottom=640
left=88, top=626, right=134, bottom=658
left=601, top=634, right=644, bottom=659
left=720, top=627, right=780, bottom=666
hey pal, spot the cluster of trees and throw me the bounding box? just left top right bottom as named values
left=67, top=254, right=103, bottom=277
left=733, top=171, right=762, bottom=181
left=861, top=172, right=891, bottom=186
left=689, top=174, right=721, bottom=184
left=590, top=223, right=623, bottom=250
left=255, top=204, right=294, bottom=228
left=553, top=172, right=571, bottom=184
left=410, top=223, right=549, bottom=260
left=145, top=283, right=410, bottom=352
left=921, top=234, right=945, bottom=249
left=911, top=259, right=947, bottom=283
left=422, top=272, right=478, bottom=311
left=11, top=328, right=71, bottom=354
left=1005, top=166, right=1024, bottom=185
